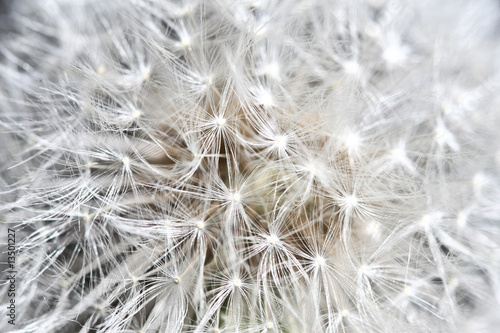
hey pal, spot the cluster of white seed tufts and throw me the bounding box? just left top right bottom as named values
left=1, top=0, right=500, bottom=332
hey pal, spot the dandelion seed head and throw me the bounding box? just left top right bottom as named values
left=96, top=65, right=106, bottom=74
left=365, top=220, right=381, bottom=237
left=441, top=101, right=452, bottom=115
left=2, top=0, right=500, bottom=332
left=182, top=5, right=193, bottom=15
left=179, top=35, right=191, bottom=48
left=434, top=127, right=447, bottom=141
left=266, top=234, right=280, bottom=245
left=204, top=76, right=214, bottom=86
left=421, top=214, right=433, bottom=228
left=457, top=212, right=467, bottom=229
left=232, top=278, right=242, bottom=287
left=448, top=277, right=459, bottom=289
left=250, top=1, right=261, bottom=8
left=84, top=160, right=93, bottom=170
left=473, top=173, right=487, bottom=190
left=96, top=303, right=106, bottom=312
left=359, top=264, right=369, bottom=274
left=232, top=192, right=241, bottom=203
left=434, top=123, right=459, bottom=151
left=131, top=109, right=141, bottom=119
left=255, top=88, right=274, bottom=106
left=343, top=194, right=359, bottom=208
left=215, top=116, right=227, bottom=128
left=403, top=286, right=414, bottom=297
left=263, top=62, right=280, bottom=80
left=122, top=156, right=130, bottom=167
left=343, top=61, right=360, bottom=75
left=383, top=43, right=409, bottom=66
left=141, top=69, right=150, bottom=80
left=273, top=135, right=287, bottom=149
left=365, top=23, right=381, bottom=37
left=456, top=92, right=477, bottom=111
left=342, top=131, right=362, bottom=153
left=391, top=146, right=407, bottom=162
left=253, top=25, right=267, bottom=37
left=196, top=220, right=205, bottom=230
left=314, top=256, right=326, bottom=268
left=60, top=279, right=70, bottom=290
left=306, top=164, right=316, bottom=175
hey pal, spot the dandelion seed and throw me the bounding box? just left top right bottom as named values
left=122, top=156, right=131, bottom=167
left=403, top=286, right=414, bottom=297
left=255, top=88, right=275, bottom=107
left=60, top=279, right=70, bottom=290
left=196, top=220, right=205, bottom=230
left=358, top=264, right=369, bottom=275
left=389, top=144, right=415, bottom=172
left=232, top=278, right=242, bottom=288
left=457, top=212, right=467, bottom=229
left=342, top=131, right=362, bottom=155
left=391, top=147, right=406, bottom=161
left=179, top=35, right=191, bottom=48
left=131, top=109, right=142, bottom=119
left=232, top=192, right=241, bottom=203
left=250, top=1, right=261, bottom=8
left=441, top=101, right=453, bottom=115
left=456, top=91, right=477, bottom=111
left=343, top=195, right=359, bottom=209
left=365, top=23, right=380, bottom=37
left=204, top=76, right=214, bottom=86
left=314, top=256, right=326, bottom=268
left=473, top=173, right=487, bottom=192
left=96, top=65, right=106, bottom=74
left=343, top=61, right=360, bottom=75
left=214, top=117, right=227, bottom=128
left=253, top=25, right=267, bottom=37
left=307, top=164, right=316, bottom=175
left=273, top=135, right=287, bottom=149
left=421, top=214, right=433, bottom=228
left=182, top=5, right=192, bottom=15
left=266, top=234, right=280, bottom=245
left=448, top=277, right=459, bottom=289
left=434, top=122, right=459, bottom=151
left=263, top=62, right=280, bottom=80
left=383, top=43, right=409, bottom=66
